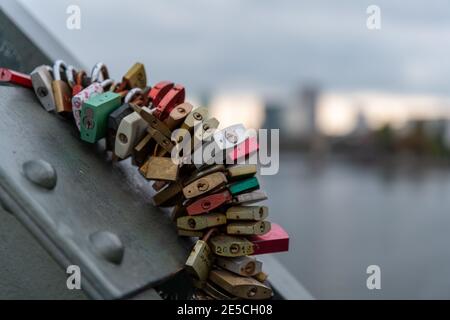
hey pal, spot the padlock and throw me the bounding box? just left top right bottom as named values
left=183, top=172, right=228, bottom=199
left=192, top=289, right=214, bottom=300
left=132, top=132, right=154, bottom=167
left=153, top=180, right=169, bottom=192
left=164, top=102, right=193, bottom=130
left=170, top=202, right=186, bottom=221
left=227, top=221, right=271, bottom=236
left=0, top=68, right=33, bottom=88
left=148, top=81, right=174, bottom=108
left=208, top=269, right=272, bottom=300
left=202, top=281, right=239, bottom=300
left=106, top=104, right=134, bottom=151
left=232, top=190, right=268, bottom=205
left=65, top=65, right=77, bottom=89
left=227, top=136, right=259, bottom=163
left=227, top=164, right=257, bottom=180
left=51, top=60, right=73, bottom=113
left=186, top=189, right=232, bottom=216
left=72, top=79, right=114, bottom=130
left=114, top=110, right=147, bottom=159
left=153, top=84, right=185, bottom=120
left=215, top=256, right=262, bottom=277
left=177, top=213, right=226, bottom=231
left=122, top=62, right=146, bottom=89
left=253, top=271, right=268, bottom=283
left=213, top=124, right=248, bottom=151
left=71, top=70, right=87, bottom=96
left=90, top=62, right=110, bottom=83
left=148, top=126, right=175, bottom=154
left=80, top=91, right=122, bottom=143
left=209, top=235, right=254, bottom=257
left=229, top=177, right=259, bottom=196
left=140, top=156, right=179, bottom=181
left=152, top=181, right=183, bottom=207
left=138, top=106, right=172, bottom=138
left=192, top=117, right=220, bottom=156
left=178, top=229, right=204, bottom=238
left=183, top=164, right=225, bottom=186
left=30, top=65, right=55, bottom=111
left=249, top=223, right=289, bottom=255
left=180, top=107, right=209, bottom=132
left=184, top=228, right=218, bottom=282
left=226, top=206, right=268, bottom=221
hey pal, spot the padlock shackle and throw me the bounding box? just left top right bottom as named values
left=124, top=88, right=143, bottom=104
left=202, top=227, right=219, bottom=242
left=91, top=62, right=110, bottom=83
left=52, top=60, right=68, bottom=81
left=65, top=65, right=77, bottom=88
left=75, top=70, right=87, bottom=86
left=100, top=79, right=114, bottom=90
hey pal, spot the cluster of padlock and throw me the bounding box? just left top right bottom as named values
left=0, top=61, right=289, bottom=300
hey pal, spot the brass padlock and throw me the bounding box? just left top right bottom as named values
left=227, top=164, right=257, bottom=180
left=202, top=281, right=239, bottom=300
left=148, top=127, right=175, bottom=153
left=141, top=156, right=179, bottom=181
left=181, top=107, right=209, bottom=131
left=177, top=213, right=226, bottom=231
left=185, top=228, right=218, bottom=282
left=51, top=60, right=72, bottom=113
left=152, top=181, right=183, bottom=207
left=182, top=172, right=228, bottom=199
left=226, top=206, right=268, bottom=221
left=164, top=102, right=193, bottom=130
left=123, top=62, right=146, bottom=89
left=209, top=235, right=254, bottom=257
left=184, top=164, right=226, bottom=186
left=216, top=256, right=262, bottom=277
left=208, top=269, right=272, bottom=300
left=178, top=229, right=204, bottom=238
left=132, top=132, right=154, bottom=166
left=227, top=221, right=271, bottom=236
left=138, top=107, right=172, bottom=138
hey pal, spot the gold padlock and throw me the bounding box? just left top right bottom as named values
left=52, top=60, right=72, bottom=113
left=181, top=107, right=209, bottom=132
left=226, top=206, right=268, bottom=221
left=182, top=172, right=228, bottom=199
left=216, top=256, right=262, bottom=277
left=178, top=229, right=204, bottom=238
left=148, top=127, right=175, bottom=153
left=202, top=281, right=239, bottom=300
left=227, top=221, right=271, bottom=236
left=152, top=181, right=183, bottom=207
left=141, top=156, right=179, bottom=181
left=123, top=62, right=146, bottom=89
left=185, top=228, right=218, bottom=282
left=177, top=212, right=226, bottom=231
left=227, top=164, right=257, bottom=180
left=208, top=269, right=272, bottom=300
left=209, top=235, right=254, bottom=257
left=164, top=102, right=193, bottom=130
left=139, top=107, right=172, bottom=138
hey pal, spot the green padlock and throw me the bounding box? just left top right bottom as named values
left=229, top=177, right=260, bottom=196
left=80, top=91, right=122, bottom=143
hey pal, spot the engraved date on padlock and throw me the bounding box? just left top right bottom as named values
left=177, top=213, right=226, bottom=231
left=209, top=235, right=254, bottom=257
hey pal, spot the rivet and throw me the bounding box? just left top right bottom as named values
left=89, top=231, right=124, bottom=265
left=23, top=159, right=57, bottom=190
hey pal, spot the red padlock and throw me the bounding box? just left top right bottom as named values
left=154, top=84, right=185, bottom=120
left=186, top=189, right=232, bottom=216
left=148, top=81, right=173, bottom=108
left=0, top=68, right=32, bottom=88
left=227, top=136, right=259, bottom=162
left=250, top=223, right=289, bottom=255
left=72, top=70, right=87, bottom=96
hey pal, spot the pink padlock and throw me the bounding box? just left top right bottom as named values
left=72, top=79, right=113, bottom=130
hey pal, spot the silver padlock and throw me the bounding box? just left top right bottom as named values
left=30, top=65, right=55, bottom=112
left=114, top=107, right=148, bottom=159
left=90, top=62, right=110, bottom=83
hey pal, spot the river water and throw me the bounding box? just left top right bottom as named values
left=263, top=152, right=450, bottom=299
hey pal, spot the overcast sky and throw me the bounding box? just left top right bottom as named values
left=18, top=0, right=450, bottom=97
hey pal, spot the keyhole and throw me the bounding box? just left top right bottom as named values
left=188, top=218, right=196, bottom=229
left=230, top=244, right=239, bottom=254
left=259, top=207, right=264, bottom=218
left=118, top=133, right=128, bottom=144
left=37, top=87, right=48, bottom=97
left=193, top=112, right=202, bottom=121
left=197, top=180, right=209, bottom=191
left=201, top=200, right=211, bottom=210
left=244, top=262, right=256, bottom=275
left=247, top=287, right=257, bottom=298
